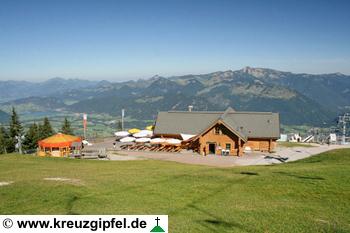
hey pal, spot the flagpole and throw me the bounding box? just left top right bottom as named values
left=83, top=113, right=87, bottom=139
left=121, top=109, right=125, bottom=131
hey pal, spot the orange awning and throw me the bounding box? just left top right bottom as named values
left=38, top=133, right=82, bottom=148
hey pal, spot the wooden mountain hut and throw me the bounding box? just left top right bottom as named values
left=153, top=107, right=280, bottom=156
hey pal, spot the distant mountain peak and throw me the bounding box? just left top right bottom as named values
left=45, top=77, right=68, bottom=83
left=334, top=72, right=346, bottom=76
left=97, top=80, right=111, bottom=86
left=240, top=66, right=284, bottom=79
left=242, top=66, right=252, bottom=72
left=151, top=75, right=161, bottom=79
left=241, top=66, right=264, bottom=77
left=222, top=70, right=234, bottom=76
left=149, top=75, right=167, bottom=82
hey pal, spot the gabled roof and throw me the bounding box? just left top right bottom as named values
left=154, top=107, right=280, bottom=139
left=191, top=118, right=248, bottom=142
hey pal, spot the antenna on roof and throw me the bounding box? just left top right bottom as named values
left=188, top=105, right=193, bottom=112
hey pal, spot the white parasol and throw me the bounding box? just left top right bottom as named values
left=165, top=138, right=182, bottom=145
left=150, top=138, right=166, bottom=144
left=135, top=137, right=151, bottom=143
left=133, top=130, right=153, bottom=138
left=115, top=131, right=130, bottom=137
left=119, top=136, right=136, bottom=143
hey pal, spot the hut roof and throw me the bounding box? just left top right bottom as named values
left=38, top=133, right=81, bottom=148
left=154, top=107, right=280, bottom=139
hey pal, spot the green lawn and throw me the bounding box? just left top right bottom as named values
left=0, top=150, right=350, bottom=232
left=277, top=141, right=316, bottom=148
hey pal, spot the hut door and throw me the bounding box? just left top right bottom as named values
left=208, top=144, right=216, bottom=154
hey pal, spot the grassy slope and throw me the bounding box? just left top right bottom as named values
left=0, top=150, right=349, bottom=232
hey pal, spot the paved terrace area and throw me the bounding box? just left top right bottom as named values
left=87, top=138, right=350, bottom=167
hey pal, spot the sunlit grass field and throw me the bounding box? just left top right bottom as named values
left=0, top=149, right=349, bottom=232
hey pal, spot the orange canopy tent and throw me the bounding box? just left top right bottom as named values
left=38, top=133, right=82, bottom=157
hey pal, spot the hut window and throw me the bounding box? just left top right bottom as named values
left=225, top=143, right=231, bottom=150
left=215, top=127, right=220, bottom=135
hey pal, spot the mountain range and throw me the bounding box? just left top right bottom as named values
left=0, top=67, right=349, bottom=126
left=0, top=78, right=102, bottom=103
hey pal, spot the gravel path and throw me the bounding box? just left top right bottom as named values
left=87, top=138, right=350, bottom=167
left=273, top=144, right=350, bottom=162
left=110, top=144, right=350, bottom=167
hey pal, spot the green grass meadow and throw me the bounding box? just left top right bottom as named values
left=0, top=149, right=349, bottom=232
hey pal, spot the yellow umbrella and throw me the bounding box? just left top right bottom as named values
left=128, top=128, right=141, bottom=134
left=145, top=125, right=154, bottom=131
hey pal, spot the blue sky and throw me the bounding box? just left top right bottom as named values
left=0, top=0, right=349, bottom=81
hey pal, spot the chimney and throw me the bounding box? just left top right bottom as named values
left=188, top=105, right=193, bottom=112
